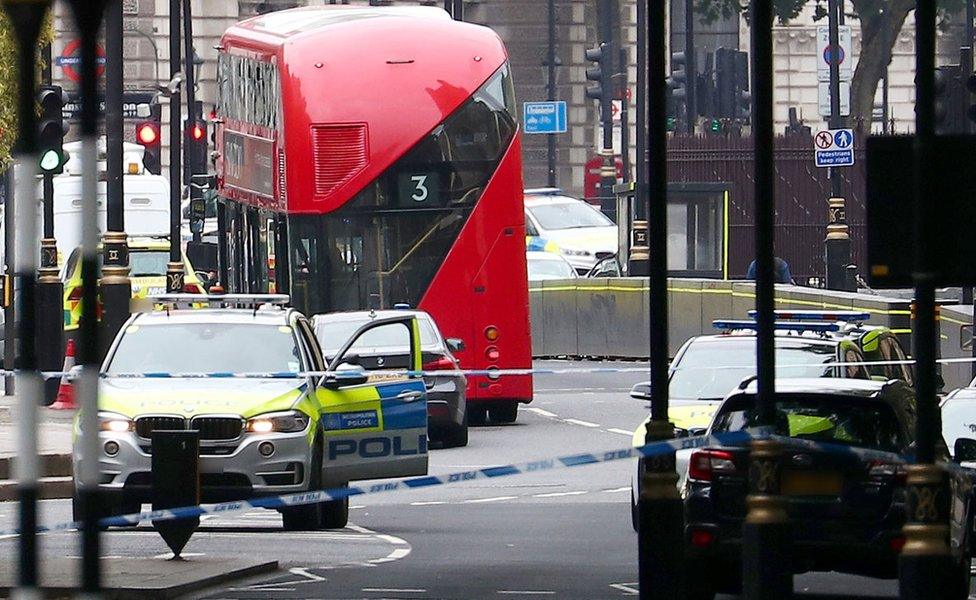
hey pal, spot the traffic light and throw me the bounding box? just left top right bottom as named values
left=184, top=118, right=208, bottom=175
left=37, top=85, right=68, bottom=174
left=733, top=50, right=751, bottom=123
left=669, top=51, right=688, bottom=105
left=135, top=102, right=162, bottom=175
left=188, top=173, right=213, bottom=236
left=714, top=48, right=735, bottom=118
left=584, top=43, right=611, bottom=105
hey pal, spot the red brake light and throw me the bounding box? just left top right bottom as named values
left=423, top=356, right=456, bottom=371
left=485, top=346, right=500, bottom=361
left=890, top=536, right=906, bottom=553
left=182, top=283, right=203, bottom=294
left=689, top=529, right=715, bottom=548
left=688, top=449, right=738, bottom=482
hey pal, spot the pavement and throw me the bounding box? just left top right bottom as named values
left=0, top=556, right=278, bottom=599
left=0, top=393, right=74, bottom=501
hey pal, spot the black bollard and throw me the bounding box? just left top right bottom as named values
left=151, top=430, right=201, bottom=558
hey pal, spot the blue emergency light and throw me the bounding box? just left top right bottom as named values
left=393, top=303, right=412, bottom=310
left=712, top=319, right=841, bottom=333
left=746, top=310, right=870, bottom=323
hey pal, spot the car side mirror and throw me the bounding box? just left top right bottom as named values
left=322, top=366, right=369, bottom=390
left=630, top=382, right=651, bottom=402
left=688, top=427, right=707, bottom=437
left=446, top=338, right=465, bottom=353
left=954, top=438, right=976, bottom=463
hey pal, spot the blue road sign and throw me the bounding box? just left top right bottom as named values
left=523, top=101, right=567, bottom=134
left=814, top=128, right=855, bottom=168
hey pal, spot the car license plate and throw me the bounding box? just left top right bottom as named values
left=368, top=374, right=406, bottom=383
left=781, top=470, right=843, bottom=496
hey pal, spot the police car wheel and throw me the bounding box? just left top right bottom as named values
left=282, top=441, right=324, bottom=531
left=319, top=483, right=350, bottom=529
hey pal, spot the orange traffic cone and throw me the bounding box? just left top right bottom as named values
left=50, top=339, right=77, bottom=411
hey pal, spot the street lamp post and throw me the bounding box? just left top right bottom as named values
left=102, top=0, right=132, bottom=356
left=0, top=3, right=54, bottom=594
left=167, top=0, right=184, bottom=293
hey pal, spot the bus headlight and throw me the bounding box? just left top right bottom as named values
left=246, top=411, right=310, bottom=434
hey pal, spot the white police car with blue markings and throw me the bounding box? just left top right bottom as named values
left=76, top=294, right=429, bottom=531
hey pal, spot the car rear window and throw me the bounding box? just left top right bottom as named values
left=711, top=394, right=905, bottom=454
left=106, top=323, right=301, bottom=374
left=314, top=317, right=439, bottom=355
left=129, top=250, right=169, bottom=277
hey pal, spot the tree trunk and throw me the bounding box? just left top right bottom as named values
left=849, top=0, right=914, bottom=131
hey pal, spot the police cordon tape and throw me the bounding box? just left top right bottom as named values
left=0, top=428, right=764, bottom=538
left=16, top=355, right=976, bottom=381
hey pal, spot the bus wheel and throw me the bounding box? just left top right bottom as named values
left=468, top=406, right=488, bottom=426
left=489, top=401, right=518, bottom=424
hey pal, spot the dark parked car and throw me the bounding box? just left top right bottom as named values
left=312, top=309, right=468, bottom=448
left=682, top=377, right=974, bottom=600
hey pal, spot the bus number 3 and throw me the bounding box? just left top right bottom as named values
left=410, top=175, right=429, bottom=202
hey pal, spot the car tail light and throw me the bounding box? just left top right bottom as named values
left=484, top=326, right=499, bottom=341
left=423, top=356, right=455, bottom=371
left=890, top=536, right=906, bottom=553
left=688, top=449, right=738, bottom=482
left=868, top=460, right=907, bottom=484
left=689, top=529, right=715, bottom=548
left=183, top=282, right=203, bottom=294
left=485, top=346, right=500, bottom=361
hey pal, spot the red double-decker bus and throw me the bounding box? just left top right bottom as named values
left=213, top=6, right=532, bottom=422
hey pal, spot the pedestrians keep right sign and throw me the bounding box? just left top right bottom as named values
left=523, top=101, right=568, bottom=134
left=814, top=128, right=855, bottom=168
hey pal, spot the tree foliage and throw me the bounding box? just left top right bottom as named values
left=0, top=9, right=55, bottom=169
left=694, top=0, right=964, bottom=126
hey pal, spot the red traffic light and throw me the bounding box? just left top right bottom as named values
left=190, top=123, right=205, bottom=141
left=137, top=122, right=159, bottom=146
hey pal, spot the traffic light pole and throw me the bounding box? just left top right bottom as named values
left=102, top=0, right=132, bottom=357
left=825, top=0, right=852, bottom=291
left=168, top=0, right=185, bottom=293
left=546, top=0, right=557, bottom=187
left=1, top=4, right=53, bottom=594
left=684, top=0, right=695, bottom=134
left=37, top=42, right=63, bottom=405
left=598, top=0, right=616, bottom=220
left=901, top=3, right=955, bottom=596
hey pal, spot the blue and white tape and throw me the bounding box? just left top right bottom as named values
left=0, top=429, right=760, bottom=538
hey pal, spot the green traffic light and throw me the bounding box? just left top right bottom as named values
left=38, top=149, right=62, bottom=172
left=666, top=117, right=676, bottom=132
left=710, top=119, right=722, bottom=133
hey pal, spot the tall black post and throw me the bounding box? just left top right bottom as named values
left=684, top=0, right=696, bottom=134
left=900, top=2, right=955, bottom=597
left=0, top=4, right=52, bottom=594
left=742, top=1, right=791, bottom=597
left=102, top=0, right=131, bottom=356
left=637, top=1, right=682, bottom=599
left=38, top=42, right=63, bottom=404
left=629, top=0, right=648, bottom=277
left=825, top=0, right=851, bottom=291
left=598, top=0, right=617, bottom=220
left=619, top=47, right=631, bottom=181
left=167, top=0, right=184, bottom=293
left=546, top=0, right=557, bottom=187
left=65, top=0, right=110, bottom=594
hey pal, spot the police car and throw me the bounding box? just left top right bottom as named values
left=75, top=294, right=429, bottom=530
left=629, top=310, right=911, bottom=530
left=523, top=188, right=617, bottom=273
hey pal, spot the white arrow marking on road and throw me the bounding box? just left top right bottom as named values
left=610, top=582, right=640, bottom=595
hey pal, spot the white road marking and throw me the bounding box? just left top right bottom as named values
left=465, top=496, right=518, bottom=504
left=610, top=582, right=640, bottom=595
left=497, top=591, right=556, bottom=595
left=525, top=407, right=558, bottom=418
left=363, top=588, right=426, bottom=594
left=602, top=487, right=631, bottom=494
left=564, top=418, right=600, bottom=428
left=532, top=491, right=588, bottom=498
left=410, top=501, right=447, bottom=506
left=607, top=428, right=634, bottom=436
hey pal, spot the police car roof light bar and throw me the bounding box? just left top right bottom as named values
left=746, top=310, right=871, bottom=323
left=712, top=319, right=842, bottom=333
left=151, top=293, right=290, bottom=310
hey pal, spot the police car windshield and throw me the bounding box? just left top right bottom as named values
left=528, top=201, right=613, bottom=230
left=711, top=395, right=905, bottom=454
left=129, top=251, right=169, bottom=277
left=106, top=323, right=302, bottom=374
left=315, top=318, right=438, bottom=355
left=670, top=339, right=837, bottom=401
